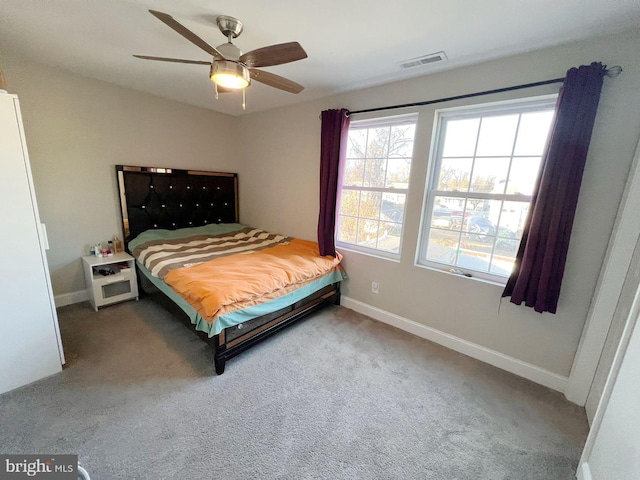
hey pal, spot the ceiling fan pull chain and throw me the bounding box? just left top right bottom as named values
left=214, top=82, right=219, bottom=100
left=242, top=88, right=246, bottom=110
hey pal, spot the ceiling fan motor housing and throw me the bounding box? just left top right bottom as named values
left=216, top=42, right=242, bottom=61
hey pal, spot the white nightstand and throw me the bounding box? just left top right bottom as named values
left=82, top=252, right=139, bottom=311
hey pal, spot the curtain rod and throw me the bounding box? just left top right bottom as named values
left=348, top=66, right=622, bottom=116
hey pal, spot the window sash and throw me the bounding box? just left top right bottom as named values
left=428, top=190, right=530, bottom=202
left=417, top=96, right=556, bottom=282
left=336, top=113, right=417, bottom=260
left=341, top=185, right=409, bottom=194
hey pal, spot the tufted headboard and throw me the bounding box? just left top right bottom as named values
left=116, top=165, right=239, bottom=248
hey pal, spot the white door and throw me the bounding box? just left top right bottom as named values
left=0, top=94, right=63, bottom=394
left=577, top=235, right=640, bottom=479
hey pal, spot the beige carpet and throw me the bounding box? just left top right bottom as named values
left=0, top=299, right=588, bottom=479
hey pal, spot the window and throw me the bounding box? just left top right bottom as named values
left=417, top=96, right=556, bottom=282
left=336, top=114, right=418, bottom=259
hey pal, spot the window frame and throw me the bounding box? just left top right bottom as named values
left=416, top=94, right=558, bottom=283
left=336, top=113, right=419, bottom=261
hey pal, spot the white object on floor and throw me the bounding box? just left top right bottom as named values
left=78, top=463, right=91, bottom=480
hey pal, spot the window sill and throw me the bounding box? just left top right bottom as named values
left=413, top=262, right=507, bottom=287
left=337, top=244, right=401, bottom=263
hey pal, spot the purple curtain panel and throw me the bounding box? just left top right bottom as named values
left=503, top=62, right=606, bottom=313
left=318, top=109, right=350, bottom=257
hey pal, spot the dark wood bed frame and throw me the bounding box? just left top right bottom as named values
left=116, top=165, right=340, bottom=374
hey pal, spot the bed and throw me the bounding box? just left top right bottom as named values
left=116, top=165, right=344, bottom=374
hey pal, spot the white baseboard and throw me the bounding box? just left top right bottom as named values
left=577, top=462, right=592, bottom=480
left=341, top=296, right=569, bottom=394
left=54, top=289, right=88, bottom=308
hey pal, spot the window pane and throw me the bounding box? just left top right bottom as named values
left=442, top=118, right=479, bottom=157
left=347, top=129, right=367, bottom=158
left=343, top=159, right=365, bottom=186
left=385, top=158, right=411, bottom=188
left=514, top=110, right=554, bottom=156
left=337, top=216, right=357, bottom=244
left=357, top=219, right=379, bottom=247
left=363, top=158, right=386, bottom=188
left=489, top=250, right=516, bottom=276
left=431, top=207, right=454, bottom=229
left=462, top=197, right=492, bottom=221
left=464, top=215, right=496, bottom=239
left=455, top=233, right=491, bottom=272
left=378, top=222, right=402, bottom=253
left=366, top=127, right=390, bottom=158
left=499, top=201, right=530, bottom=236
left=475, top=114, right=519, bottom=156
left=506, top=157, right=541, bottom=195
left=388, top=124, right=416, bottom=158
left=472, top=198, right=501, bottom=229
left=382, top=192, right=405, bottom=223
left=438, top=158, right=472, bottom=192
left=469, top=157, right=509, bottom=193
left=340, top=190, right=360, bottom=216
left=426, top=228, right=460, bottom=263
left=359, top=191, right=381, bottom=220
left=432, top=196, right=466, bottom=229
left=495, top=233, right=520, bottom=256
left=495, top=202, right=523, bottom=256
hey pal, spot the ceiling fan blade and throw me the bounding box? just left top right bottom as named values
left=240, top=42, right=307, bottom=68
left=148, top=10, right=225, bottom=60
left=133, top=55, right=211, bottom=65
left=249, top=69, right=304, bottom=94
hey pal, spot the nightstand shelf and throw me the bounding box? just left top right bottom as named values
left=82, top=252, right=139, bottom=311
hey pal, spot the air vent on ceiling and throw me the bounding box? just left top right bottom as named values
left=399, top=51, right=447, bottom=70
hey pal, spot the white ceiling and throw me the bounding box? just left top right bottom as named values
left=1, top=0, right=639, bottom=116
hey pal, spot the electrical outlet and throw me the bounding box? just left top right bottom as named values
left=371, top=281, right=379, bottom=294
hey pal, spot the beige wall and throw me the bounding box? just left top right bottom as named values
left=237, top=28, right=640, bottom=377
left=2, top=27, right=639, bottom=379
left=2, top=59, right=240, bottom=296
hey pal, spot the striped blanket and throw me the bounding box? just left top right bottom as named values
left=131, top=225, right=343, bottom=323
left=132, top=227, right=292, bottom=279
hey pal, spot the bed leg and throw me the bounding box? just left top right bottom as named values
left=214, top=331, right=226, bottom=375
left=333, top=284, right=341, bottom=305
left=214, top=356, right=226, bottom=375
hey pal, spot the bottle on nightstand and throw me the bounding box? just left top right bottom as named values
left=113, top=236, right=123, bottom=253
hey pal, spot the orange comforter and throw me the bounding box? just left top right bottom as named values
left=164, top=238, right=342, bottom=322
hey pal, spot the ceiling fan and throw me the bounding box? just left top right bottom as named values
left=134, top=10, right=308, bottom=108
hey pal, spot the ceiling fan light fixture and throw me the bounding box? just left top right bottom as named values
left=210, top=60, right=250, bottom=89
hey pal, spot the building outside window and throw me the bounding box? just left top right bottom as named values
left=417, top=96, right=556, bottom=282
left=336, top=114, right=418, bottom=259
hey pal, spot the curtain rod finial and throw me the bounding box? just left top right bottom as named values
left=606, top=66, right=622, bottom=78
